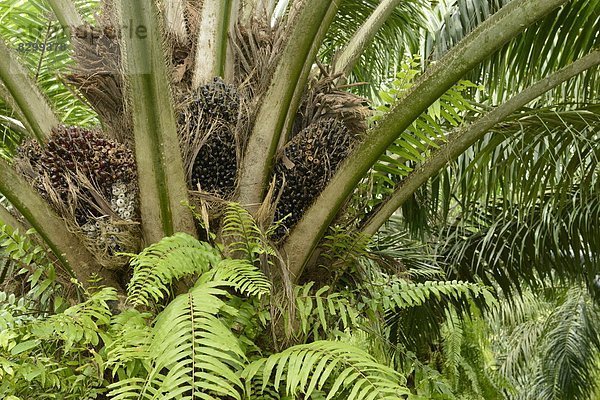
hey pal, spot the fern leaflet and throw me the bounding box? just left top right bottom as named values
left=126, top=233, right=221, bottom=307
left=109, top=279, right=247, bottom=400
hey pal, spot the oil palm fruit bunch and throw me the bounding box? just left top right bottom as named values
left=187, top=77, right=241, bottom=196
left=17, top=126, right=137, bottom=252
left=273, top=117, right=358, bottom=237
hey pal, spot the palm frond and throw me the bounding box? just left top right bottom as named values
left=323, top=0, right=427, bottom=96
left=425, top=0, right=600, bottom=102
left=532, top=288, right=600, bottom=400
left=486, top=287, right=600, bottom=400
left=423, top=0, right=508, bottom=61
left=435, top=107, right=600, bottom=292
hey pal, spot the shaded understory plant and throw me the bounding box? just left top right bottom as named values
left=0, top=204, right=496, bottom=399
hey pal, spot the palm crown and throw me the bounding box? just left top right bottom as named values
left=0, top=0, right=599, bottom=398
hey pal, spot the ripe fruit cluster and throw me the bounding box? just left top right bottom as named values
left=188, top=78, right=241, bottom=196
left=20, top=126, right=137, bottom=225
left=273, top=118, right=358, bottom=237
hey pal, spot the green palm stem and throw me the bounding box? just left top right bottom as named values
left=0, top=158, right=122, bottom=290
left=192, top=0, right=239, bottom=87
left=46, top=0, right=83, bottom=30
left=360, top=48, right=600, bottom=236
left=279, top=2, right=340, bottom=148
left=0, top=40, right=57, bottom=144
left=282, top=0, right=570, bottom=281
left=237, top=0, right=334, bottom=210
left=332, top=0, right=404, bottom=80
left=116, top=0, right=197, bottom=244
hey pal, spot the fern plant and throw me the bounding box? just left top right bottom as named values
left=108, top=232, right=418, bottom=400
left=242, top=341, right=411, bottom=400
left=0, top=213, right=498, bottom=399
left=126, top=232, right=221, bottom=307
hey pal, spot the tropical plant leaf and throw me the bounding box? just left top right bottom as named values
left=109, top=279, right=247, bottom=400
left=126, top=233, right=221, bottom=307
left=242, top=340, right=410, bottom=400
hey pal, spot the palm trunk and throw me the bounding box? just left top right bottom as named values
left=116, top=0, right=196, bottom=244
left=282, top=0, right=570, bottom=281
left=360, top=49, right=600, bottom=235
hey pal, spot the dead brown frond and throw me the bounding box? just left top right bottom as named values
left=233, top=18, right=286, bottom=99
left=296, top=69, right=371, bottom=136
left=66, top=21, right=129, bottom=144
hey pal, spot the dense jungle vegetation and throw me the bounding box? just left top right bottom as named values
left=0, top=0, right=599, bottom=398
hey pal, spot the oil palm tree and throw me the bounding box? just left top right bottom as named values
left=0, top=0, right=598, bottom=303
left=1, top=1, right=599, bottom=398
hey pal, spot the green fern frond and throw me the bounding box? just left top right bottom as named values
left=126, top=233, right=221, bottom=307
left=442, top=309, right=464, bottom=386
left=322, top=228, right=371, bottom=263
left=203, top=259, right=271, bottom=299
left=109, top=279, right=247, bottom=400
left=242, top=340, right=410, bottom=400
left=222, top=203, right=265, bottom=261
left=378, top=278, right=495, bottom=310
left=105, top=309, right=153, bottom=379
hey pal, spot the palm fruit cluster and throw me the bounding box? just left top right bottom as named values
left=188, top=77, right=240, bottom=197
left=273, top=118, right=358, bottom=238
left=20, top=126, right=137, bottom=227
